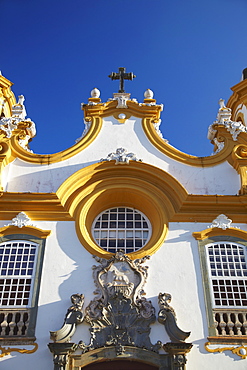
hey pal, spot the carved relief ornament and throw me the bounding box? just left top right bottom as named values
left=49, top=252, right=192, bottom=369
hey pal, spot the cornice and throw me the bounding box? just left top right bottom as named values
left=171, top=194, right=247, bottom=223
left=0, top=192, right=71, bottom=220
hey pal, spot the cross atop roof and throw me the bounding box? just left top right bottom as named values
left=108, top=67, right=136, bottom=93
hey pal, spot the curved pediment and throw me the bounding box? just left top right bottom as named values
left=57, top=160, right=188, bottom=258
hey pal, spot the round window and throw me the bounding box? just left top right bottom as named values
left=92, top=207, right=151, bottom=254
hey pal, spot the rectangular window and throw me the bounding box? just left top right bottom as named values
left=0, top=241, right=38, bottom=307
left=206, top=243, right=247, bottom=308
left=198, top=238, right=247, bottom=340
left=0, top=235, right=46, bottom=343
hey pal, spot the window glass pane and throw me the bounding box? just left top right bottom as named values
left=92, top=207, right=151, bottom=254
left=206, top=242, right=247, bottom=308
left=0, top=241, right=38, bottom=307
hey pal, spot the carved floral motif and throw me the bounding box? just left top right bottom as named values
left=208, top=99, right=247, bottom=153
left=0, top=95, right=36, bottom=151
left=80, top=252, right=160, bottom=354
left=100, top=147, right=142, bottom=164
left=7, top=212, right=34, bottom=228
left=49, top=253, right=192, bottom=367
left=210, top=214, right=232, bottom=230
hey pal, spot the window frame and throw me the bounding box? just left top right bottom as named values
left=196, top=233, right=247, bottom=341
left=0, top=230, right=48, bottom=343
left=92, top=207, right=152, bottom=254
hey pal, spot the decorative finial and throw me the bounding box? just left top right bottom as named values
left=144, top=89, right=154, bottom=99
left=108, top=67, right=136, bottom=93
left=18, top=95, right=25, bottom=105
left=219, top=98, right=225, bottom=109
left=91, top=88, right=100, bottom=99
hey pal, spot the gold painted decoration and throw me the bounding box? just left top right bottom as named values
left=0, top=342, right=38, bottom=358
left=57, top=160, right=188, bottom=259
left=0, top=225, right=51, bottom=239
left=227, top=78, right=247, bottom=123
left=205, top=342, right=247, bottom=359
left=193, top=227, right=247, bottom=241
left=0, top=75, right=16, bottom=118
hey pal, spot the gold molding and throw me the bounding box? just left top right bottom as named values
left=205, top=342, right=247, bottom=359
left=193, top=227, right=247, bottom=241
left=0, top=225, right=51, bottom=238
left=0, top=192, right=72, bottom=220
left=0, top=342, right=38, bottom=358
left=227, top=79, right=247, bottom=122
left=57, top=160, right=188, bottom=259
left=142, top=118, right=241, bottom=167
left=8, top=116, right=102, bottom=165
left=0, top=190, right=247, bottom=224
left=0, top=75, right=16, bottom=118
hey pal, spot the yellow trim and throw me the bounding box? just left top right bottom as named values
left=227, top=79, right=247, bottom=122
left=0, top=225, right=51, bottom=238
left=0, top=192, right=71, bottom=220
left=8, top=116, right=102, bottom=164
left=205, top=342, right=247, bottom=359
left=142, top=118, right=238, bottom=166
left=0, top=342, right=38, bottom=358
left=57, top=161, right=188, bottom=259
left=193, top=227, right=247, bottom=241
left=0, top=75, right=16, bottom=118
left=0, top=190, right=247, bottom=224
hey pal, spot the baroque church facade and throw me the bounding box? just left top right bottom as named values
left=0, top=68, right=247, bottom=369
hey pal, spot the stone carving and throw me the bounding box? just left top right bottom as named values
left=100, top=147, right=142, bottom=164
left=49, top=253, right=193, bottom=369
left=7, top=212, right=34, bottom=228
left=113, top=93, right=130, bottom=108
left=75, top=119, right=91, bottom=143
left=210, top=214, right=232, bottom=230
left=208, top=99, right=247, bottom=146
left=152, top=119, right=168, bottom=142
left=0, top=95, right=36, bottom=140
left=50, top=294, right=84, bottom=343
left=79, top=252, right=160, bottom=354
left=212, top=137, right=225, bottom=154
left=158, top=293, right=190, bottom=343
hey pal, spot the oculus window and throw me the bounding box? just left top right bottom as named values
left=92, top=207, right=151, bottom=254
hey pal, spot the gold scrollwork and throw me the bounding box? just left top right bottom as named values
left=234, top=144, right=247, bottom=159
left=205, top=342, right=247, bottom=359
left=0, top=141, right=9, bottom=155
left=0, top=342, right=38, bottom=358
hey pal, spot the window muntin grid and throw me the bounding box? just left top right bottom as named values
left=0, top=241, right=38, bottom=307
left=206, top=242, right=247, bottom=308
left=92, top=207, right=151, bottom=254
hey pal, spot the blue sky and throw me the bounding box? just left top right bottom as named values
left=1, top=0, right=247, bottom=156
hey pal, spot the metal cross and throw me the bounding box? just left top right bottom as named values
left=108, top=67, right=136, bottom=93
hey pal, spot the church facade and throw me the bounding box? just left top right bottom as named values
left=0, top=68, right=247, bottom=369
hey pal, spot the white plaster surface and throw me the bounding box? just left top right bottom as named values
left=0, top=111, right=245, bottom=369
left=2, top=116, right=240, bottom=195
left=1, top=221, right=247, bottom=369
